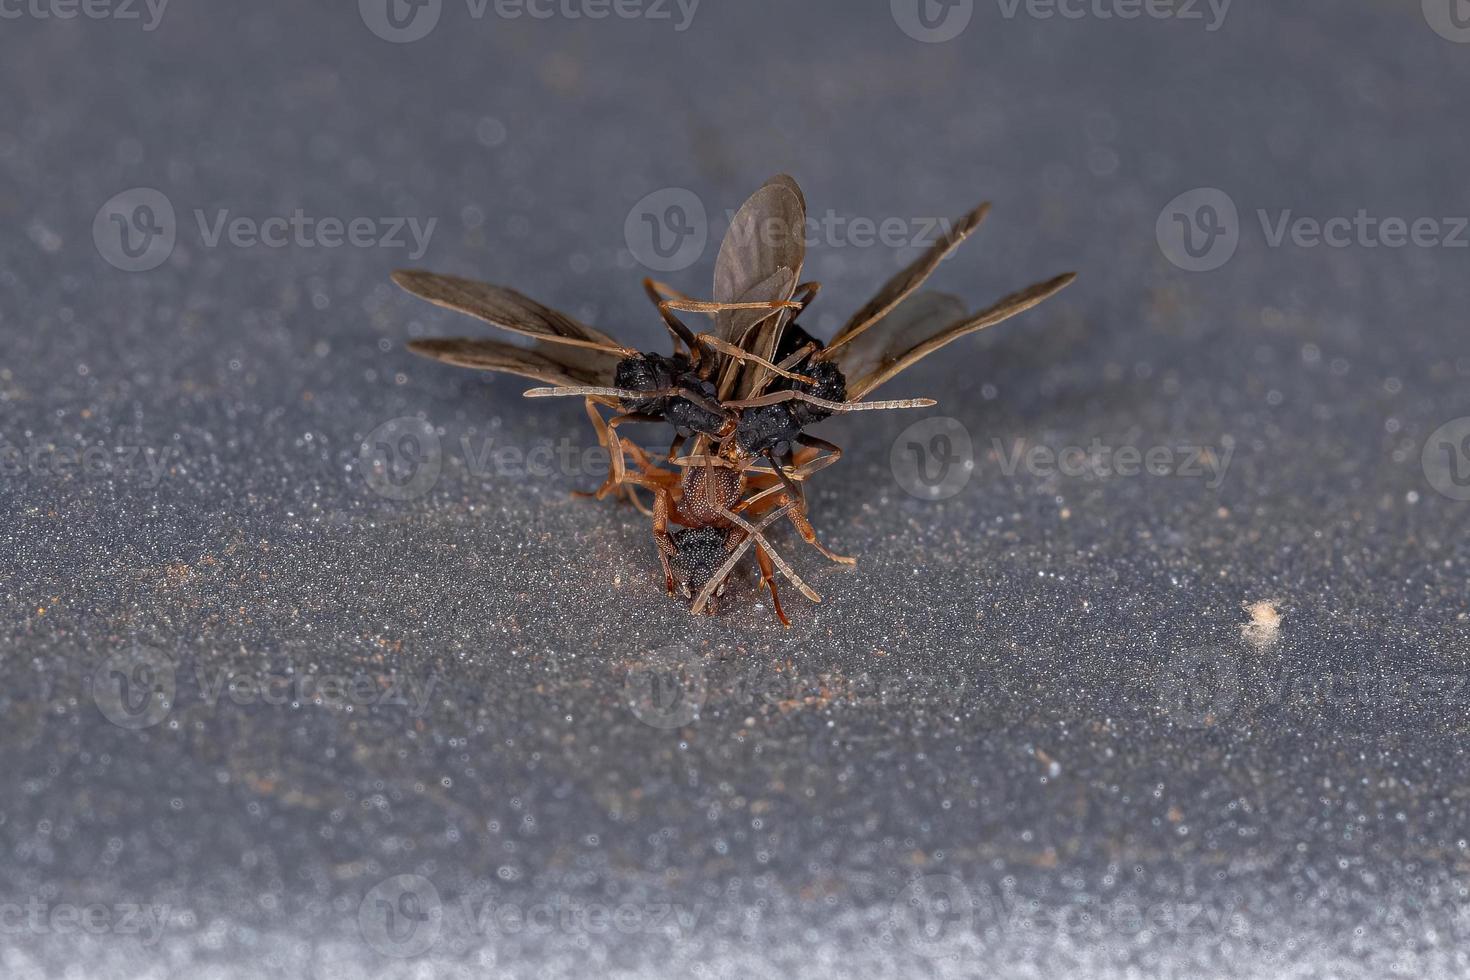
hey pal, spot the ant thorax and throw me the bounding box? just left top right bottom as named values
left=663, top=376, right=724, bottom=437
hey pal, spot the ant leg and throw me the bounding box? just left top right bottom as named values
left=643, top=277, right=694, bottom=305
left=573, top=397, right=612, bottom=499
left=718, top=505, right=821, bottom=604
left=622, top=439, right=668, bottom=477
left=621, top=440, right=678, bottom=522
left=760, top=449, right=853, bottom=566
left=642, top=281, right=807, bottom=388
left=644, top=277, right=699, bottom=353
left=622, top=472, right=680, bottom=594
left=788, top=280, right=821, bottom=313
left=594, top=412, right=663, bottom=499
left=691, top=503, right=797, bottom=615
left=775, top=342, right=818, bottom=374
left=690, top=334, right=817, bottom=385
left=765, top=447, right=808, bottom=512
left=753, top=544, right=791, bottom=628
left=575, top=398, right=642, bottom=508
left=623, top=481, right=653, bottom=518
left=667, top=452, right=740, bottom=471
left=793, top=434, right=843, bottom=477
left=782, top=500, right=855, bottom=566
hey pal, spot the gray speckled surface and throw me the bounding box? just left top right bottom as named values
left=3, top=1, right=1470, bottom=977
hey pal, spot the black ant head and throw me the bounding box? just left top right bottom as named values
left=734, top=403, right=795, bottom=458
left=733, top=360, right=849, bottom=456
left=613, top=353, right=691, bottom=413
left=785, top=360, right=846, bottom=428
left=669, top=526, right=731, bottom=608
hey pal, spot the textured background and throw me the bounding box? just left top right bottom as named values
left=3, top=1, right=1470, bottom=977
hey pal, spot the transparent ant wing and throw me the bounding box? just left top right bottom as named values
left=406, top=337, right=621, bottom=389
left=829, top=201, right=991, bottom=346
left=392, top=270, right=625, bottom=351
left=819, top=291, right=966, bottom=396
left=712, top=175, right=807, bottom=398
left=824, top=273, right=1076, bottom=400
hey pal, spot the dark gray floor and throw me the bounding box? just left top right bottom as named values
left=3, top=1, right=1469, bottom=976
